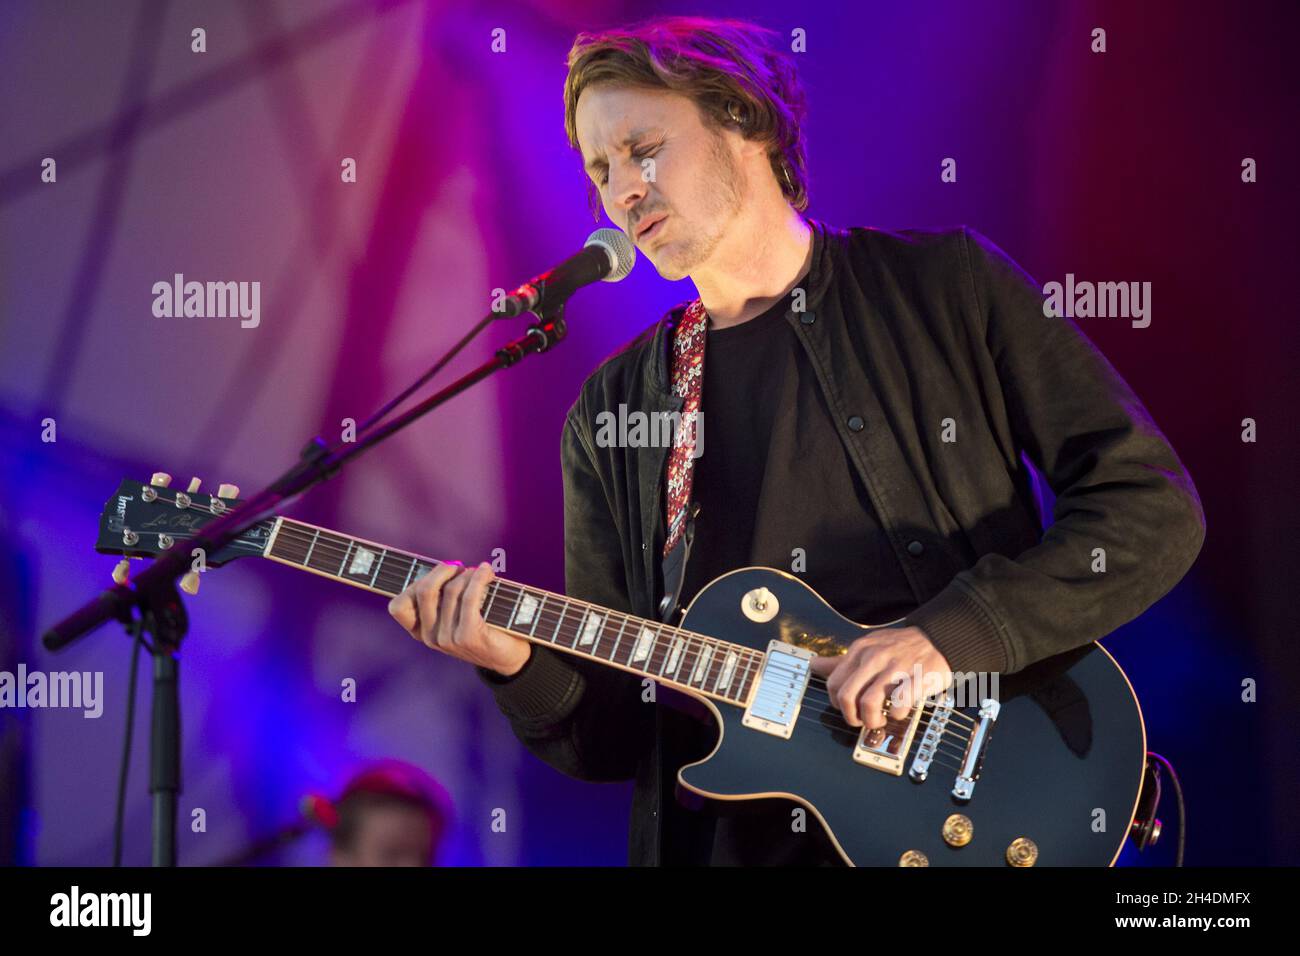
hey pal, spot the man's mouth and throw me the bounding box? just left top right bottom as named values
left=636, top=214, right=668, bottom=240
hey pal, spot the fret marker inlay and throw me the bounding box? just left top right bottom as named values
left=348, top=547, right=376, bottom=576
left=718, top=651, right=738, bottom=691
left=631, top=627, right=656, bottom=663
left=578, top=610, right=604, bottom=646
left=692, top=645, right=715, bottom=685
left=512, top=593, right=540, bottom=628
left=665, top=636, right=685, bottom=675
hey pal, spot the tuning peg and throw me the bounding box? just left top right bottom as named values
left=180, top=571, right=201, bottom=595
left=216, top=483, right=240, bottom=499
left=186, top=477, right=202, bottom=493
left=112, top=559, right=131, bottom=585
left=150, top=472, right=173, bottom=488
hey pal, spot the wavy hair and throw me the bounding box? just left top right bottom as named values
left=563, top=16, right=810, bottom=220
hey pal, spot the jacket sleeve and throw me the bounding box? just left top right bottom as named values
left=474, top=405, right=656, bottom=782
left=905, top=227, right=1206, bottom=675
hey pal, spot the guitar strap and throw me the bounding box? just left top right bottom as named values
left=657, top=297, right=708, bottom=622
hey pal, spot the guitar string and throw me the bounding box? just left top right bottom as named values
left=130, top=497, right=982, bottom=749
left=140, top=507, right=982, bottom=756
left=141, top=507, right=983, bottom=754
left=260, top=521, right=983, bottom=747
left=260, top=523, right=981, bottom=725
left=266, top=522, right=982, bottom=744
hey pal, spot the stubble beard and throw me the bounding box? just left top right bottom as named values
left=658, top=130, right=747, bottom=281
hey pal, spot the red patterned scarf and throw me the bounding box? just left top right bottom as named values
left=663, top=297, right=708, bottom=556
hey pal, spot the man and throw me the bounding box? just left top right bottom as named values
left=327, top=760, right=451, bottom=867
left=387, top=16, right=1204, bottom=865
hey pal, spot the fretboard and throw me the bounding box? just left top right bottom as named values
left=261, top=515, right=762, bottom=707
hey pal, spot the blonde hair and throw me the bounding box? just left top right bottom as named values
left=563, top=15, right=810, bottom=220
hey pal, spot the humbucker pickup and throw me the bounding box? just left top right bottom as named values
left=741, top=641, right=815, bottom=739
left=852, top=687, right=931, bottom=775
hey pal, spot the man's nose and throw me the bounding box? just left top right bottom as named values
left=609, top=166, right=648, bottom=219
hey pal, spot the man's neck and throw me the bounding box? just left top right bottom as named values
left=692, top=208, right=814, bottom=330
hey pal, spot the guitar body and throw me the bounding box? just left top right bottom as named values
left=674, top=568, right=1147, bottom=866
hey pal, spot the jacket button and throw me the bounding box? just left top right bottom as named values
left=907, top=540, right=925, bottom=556
left=798, top=311, right=816, bottom=325
left=847, top=415, right=865, bottom=432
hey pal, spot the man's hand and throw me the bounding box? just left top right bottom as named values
left=387, top=561, right=532, bottom=677
left=809, top=626, right=952, bottom=730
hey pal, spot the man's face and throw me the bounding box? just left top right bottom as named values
left=576, top=84, right=748, bottom=281
left=330, top=802, right=433, bottom=867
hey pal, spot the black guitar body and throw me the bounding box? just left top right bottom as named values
left=674, top=568, right=1147, bottom=866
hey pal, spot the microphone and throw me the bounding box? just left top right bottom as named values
left=498, top=228, right=635, bottom=317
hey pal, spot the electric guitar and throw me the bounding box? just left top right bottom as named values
left=96, top=474, right=1147, bottom=866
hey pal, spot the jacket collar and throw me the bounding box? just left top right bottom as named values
left=648, top=216, right=835, bottom=397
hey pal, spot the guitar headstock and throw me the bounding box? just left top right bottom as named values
left=97, top=475, right=274, bottom=591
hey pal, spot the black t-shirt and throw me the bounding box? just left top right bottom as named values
left=659, top=290, right=917, bottom=865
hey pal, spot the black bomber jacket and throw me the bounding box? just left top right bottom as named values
left=476, top=217, right=1205, bottom=865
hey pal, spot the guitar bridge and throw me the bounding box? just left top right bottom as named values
left=908, top=688, right=957, bottom=782
left=951, top=698, right=1000, bottom=800
left=906, top=693, right=1001, bottom=801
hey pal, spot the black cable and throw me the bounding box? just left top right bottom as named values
left=1148, top=752, right=1186, bottom=867
left=112, top=616, right=148, bottom=866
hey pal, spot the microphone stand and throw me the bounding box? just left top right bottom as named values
left=41, top=302, right=570, bottom=866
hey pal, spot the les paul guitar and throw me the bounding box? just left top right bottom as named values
left=97, top=475, right=1147, bottom=867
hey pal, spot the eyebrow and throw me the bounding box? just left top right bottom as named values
left=584, top=127, right=661, bottom=172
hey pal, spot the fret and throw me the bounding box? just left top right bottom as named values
left=562, top=604, right=583, bottom=650
left=264, top=517, right=283, bottom=557
left=686, top=642, right=717, bottom=686
left=550, top=600, right=568, bottom=646
left=707, top=642, right=729, bottom=691
left=576, top=607, right=604, bottom=648
left=616, top=622, right=638, bottom=666
left=369, top=549, right=387, bottom=588
left=504, top=586, right=524, bottom=632
left=303, top=528, right=321, bottom=568
left=686, top=634, right=707, bottom=681
left=707, top=644, right=725, bottom=688
left=607, top=615, right=630, bottom=663
left=673, top=635, right=701, bottom=683
left=380, top=552, right=413, bottom=595
left=731, top=652, right=756, bottom=704
left=655, top=630, right=675, bottom=678
left=563, top=602, right=582, bottom=649
left=401, top=557, right=416, bottom=593
left=338, top=540, right=355, bottom=577
left=483, top=582, right=499, bottom=620
left=529, top=594, right=547, bottom=637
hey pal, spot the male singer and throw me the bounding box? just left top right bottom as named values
left=387, top=16, right=1203, bottom=865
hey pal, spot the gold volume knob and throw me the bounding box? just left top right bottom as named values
left=1006, top=837, right=1038, bottom=867
left=942, top=814, right=973, bottom=847
left=898, top=850, right=929, bottom=867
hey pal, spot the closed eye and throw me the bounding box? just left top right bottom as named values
left=597, top=143, right=662, bottom=187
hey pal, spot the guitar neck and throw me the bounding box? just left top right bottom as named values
left=260, top=515, right=762, bottom=707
